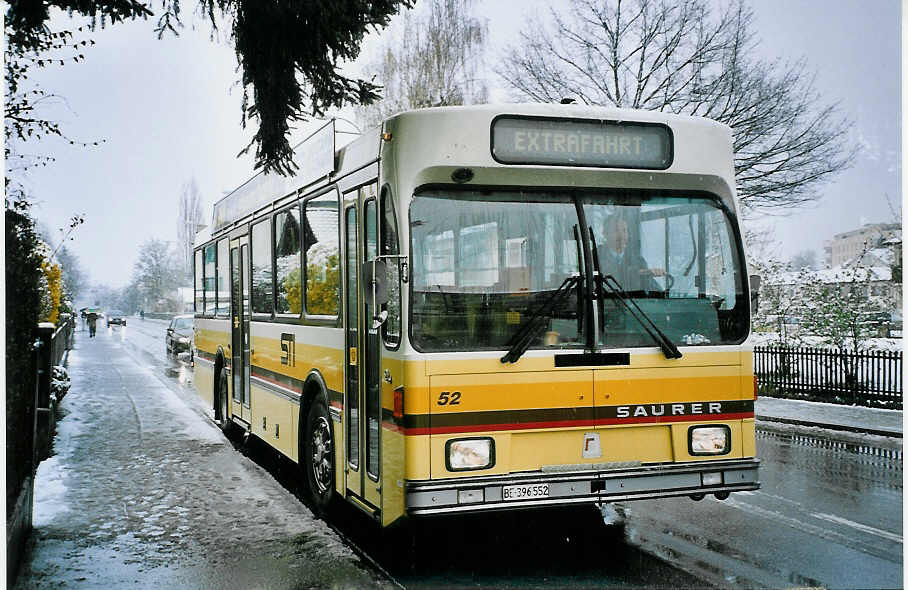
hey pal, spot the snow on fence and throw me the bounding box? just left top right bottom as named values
left=754, top=346, right=902, bottom=409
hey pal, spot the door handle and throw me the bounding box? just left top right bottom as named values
left=383, top=369, right=392, bottom=384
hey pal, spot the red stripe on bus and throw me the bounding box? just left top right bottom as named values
left=382, top=420, right=406, bottom=435
left=250, top=370, right=302, bottom=394
left=399, top=412, right=754, bottom=436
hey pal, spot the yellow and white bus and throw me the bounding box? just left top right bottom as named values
left=193, top=104, right=759, bottom=527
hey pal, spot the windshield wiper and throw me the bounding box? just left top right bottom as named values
left=589, top=234, right=681, bottom=359
left=500, top=273, right=583, bottom=364
left=596, top=274, right=682, bottom=359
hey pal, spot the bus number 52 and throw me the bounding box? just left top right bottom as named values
left=437, top=391, right=461, bottom=406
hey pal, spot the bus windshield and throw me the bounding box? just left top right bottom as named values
left=409, top=190, right=748, bottom=353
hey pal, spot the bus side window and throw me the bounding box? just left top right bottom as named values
left=365, top=198, right=377, bottom=261
left=274, top=205, right=303, bottom=315
left=194, top=249, right=203, bottom=312
left=204, top=243, right=216, bottom=315
left=216, top=238, right=230, bottom=317
left=380, top=187, right=401, bottom=347
left=303, top=191, right=340, bottom=317
left=251, top=219, right=274, bottom=315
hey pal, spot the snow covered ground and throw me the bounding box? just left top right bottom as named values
left=751, top=332, right=903, bottom=351
left=16, top=323, right=393, bottom=589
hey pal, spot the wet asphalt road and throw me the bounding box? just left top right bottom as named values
left=625, top=425, right=903, bottom=588
left=16, top=317, right=904, bottom=588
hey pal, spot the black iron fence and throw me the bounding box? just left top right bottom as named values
left=754, top=346, right=902, bottom=409
left=33, top=314, right=75, bottom=462
left=8, top=313, right=76, bottom=586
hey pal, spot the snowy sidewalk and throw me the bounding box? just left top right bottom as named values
left=756, top=396, right=902, bottom=438
left=14, top=329, right=392, bottom=589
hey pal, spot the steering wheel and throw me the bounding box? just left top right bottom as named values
left=662, top=272, right=675, bottom=291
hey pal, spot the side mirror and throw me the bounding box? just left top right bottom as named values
left=749, top=274, right=761, bottom=314
left=362, top=259, right=389, bottom=306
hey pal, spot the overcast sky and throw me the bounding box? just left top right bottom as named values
left=17, top=0, right=900, bottom=290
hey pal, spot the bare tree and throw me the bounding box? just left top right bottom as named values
left=356, top=0, right=488, bottom=128
left=5, top=25, right=101, bottom=201
left=884, top=193, right=901, bottom=225
left=743, top=224, right=780, bottom=266
left=7, top=1, right=414, bottom=177
left=177, top=179, right=204, bottom=282
left=55, top=245, right=87, bottom=303
left=498, top=0, right=853, bottom=212
left=752, top=258, right=809, bottom=347
left=790, top=249, right=818, bottom=271
left=132, top=239, right=182, bottom=312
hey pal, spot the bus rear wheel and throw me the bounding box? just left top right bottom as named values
left=218, top=369, right=231, bottom=434
left=304, top=400, right=335, bottom=514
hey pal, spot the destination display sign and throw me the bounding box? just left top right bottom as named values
left=491, top=116, right=672, bottom=170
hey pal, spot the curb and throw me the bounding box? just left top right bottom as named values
left=756, top=415, right=902, bottom=439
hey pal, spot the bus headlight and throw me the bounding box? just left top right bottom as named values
left=178, top=337, right=190, bottom=344
left=446, top=438, right=494, bottom=471
left=689, top=426, right=731, bottom=455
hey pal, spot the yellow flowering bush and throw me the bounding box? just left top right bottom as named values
left=40, top=260, right=63, bottom=325
left=283, top=267, right=303, bottom=314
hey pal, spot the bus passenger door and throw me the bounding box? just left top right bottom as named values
left=361, top=191, right=382, bottom=509
left=229, top=236, right=252, bottom=425
left=342, top=184, right=382, bottom=515
left=343, top=195, right=364, bottom=503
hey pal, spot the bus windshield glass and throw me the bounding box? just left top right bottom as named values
left=583, top=194, right=747, bottom=349
left=410, top=190, right=748, bottom=353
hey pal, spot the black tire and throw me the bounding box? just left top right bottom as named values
left=304, top=400, right=335, bottom=514
left=218, top=369, right=232, bottom=434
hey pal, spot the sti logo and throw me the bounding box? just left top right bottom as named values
left=280, top=333, right=296, bottom=367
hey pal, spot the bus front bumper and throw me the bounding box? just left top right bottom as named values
left=406, top=458, right=759, bottom=516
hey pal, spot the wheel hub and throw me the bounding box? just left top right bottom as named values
left=311, top=416, right=332, bottom=492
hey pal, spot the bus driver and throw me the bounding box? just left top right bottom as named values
left=597, top=214, right=665, bottom=291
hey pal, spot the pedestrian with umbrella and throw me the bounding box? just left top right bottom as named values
left=86, top=310, right=98, bottom=338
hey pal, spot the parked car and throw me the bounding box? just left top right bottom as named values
left=107, top=310, right=126, bottom=327
left=166, top=314, right=194, bottom=358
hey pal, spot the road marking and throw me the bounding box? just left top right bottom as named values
left=811, top=513, right=903, bottom=544
left=754, top=490, right=803, bottom=507
left=722, top=497, right=900, bottom=561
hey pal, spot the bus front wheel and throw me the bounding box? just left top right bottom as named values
left=304, top=400, right=335, bottom=514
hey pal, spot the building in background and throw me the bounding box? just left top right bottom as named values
left=764, top=229, right=903, bottom=338
left=824, top=222, right=901, bottom=267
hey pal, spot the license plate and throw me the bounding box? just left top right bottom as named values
left=502, top=483, right=549, bottom=501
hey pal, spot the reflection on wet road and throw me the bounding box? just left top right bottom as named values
left=626, top=427, right=902, bottom=588
left=329, top=503, right=705, bottom=589
left=120, top=317, right=903, bottom=588
left=226, top=418, right=705, bottom=588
